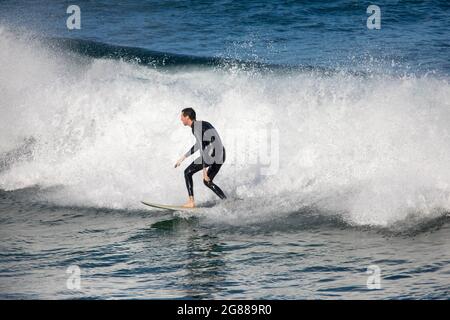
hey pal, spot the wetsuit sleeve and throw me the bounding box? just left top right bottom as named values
left=184, top=142, right=199, bottom=158
left=200, top=122, right=222, bottom=169
left=201, top=147, right=207, bottom=169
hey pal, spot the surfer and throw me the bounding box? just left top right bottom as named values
left=174, top=108, right=227, bottom=208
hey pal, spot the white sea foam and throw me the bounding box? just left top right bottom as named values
left=1, top=27, right=450, bottom=226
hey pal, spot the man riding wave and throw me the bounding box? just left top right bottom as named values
left=174, top=108, right=227, bottom=208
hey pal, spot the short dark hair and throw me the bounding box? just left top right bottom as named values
left=182, top=107, right=196, bottom=120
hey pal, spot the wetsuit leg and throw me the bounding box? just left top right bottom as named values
left=203, top=148, right=227, bottom=199
left=203, top=164, right=227, bottom=199
left=184, top=157, right=203, bottom=197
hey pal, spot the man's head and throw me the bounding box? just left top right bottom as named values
left=181, top=107, right=196, bottom=126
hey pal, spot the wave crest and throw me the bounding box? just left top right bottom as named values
left=1, top=26, right=450, bottom=227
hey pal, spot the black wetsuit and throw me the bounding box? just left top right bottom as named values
left=184, top=120, right=226, bottom=199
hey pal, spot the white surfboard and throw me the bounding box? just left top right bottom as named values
left=141, top=201, right=198, bottom=212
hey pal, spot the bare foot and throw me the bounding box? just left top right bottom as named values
left=182, top=201, right=195, bottom=208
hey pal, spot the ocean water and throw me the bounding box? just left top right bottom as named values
left=0, top=0, right=449, bottom=299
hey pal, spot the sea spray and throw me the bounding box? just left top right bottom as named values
left=1, top=27, right=449, bottom=227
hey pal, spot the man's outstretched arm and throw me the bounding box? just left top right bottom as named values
left=184, top=142, right=199, bottom=158
left=174, top=142, right=199, bottom=168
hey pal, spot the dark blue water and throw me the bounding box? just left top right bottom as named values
left=1, top=0, right=449, bottom=73
left=0, top=1, right=449, bottom=299
left=1, top=188, right=449, bottom=299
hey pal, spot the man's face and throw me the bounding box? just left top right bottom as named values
left=180, top=113, right=191, bottom=126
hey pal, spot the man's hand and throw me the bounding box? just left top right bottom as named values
left=203, top=168, right=210, bottom=182
left=174, top=156, right=186, bottom=168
